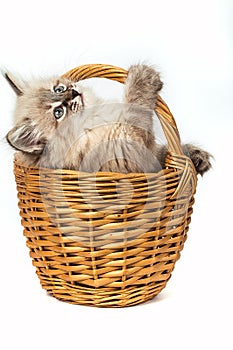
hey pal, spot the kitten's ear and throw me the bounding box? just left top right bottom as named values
left=6, top=120, right=46, bottom=154
left=4, top=72, right=25, bottom=96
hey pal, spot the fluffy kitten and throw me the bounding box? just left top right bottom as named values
left=5, top=64, right=212, bottom=175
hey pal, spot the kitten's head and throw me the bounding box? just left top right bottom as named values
left=5, top=73, right=85, bottom=156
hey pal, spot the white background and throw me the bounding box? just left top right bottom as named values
left=0, top=0, right=232, bottom=349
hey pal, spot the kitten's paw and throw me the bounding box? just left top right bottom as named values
left=125, top=64, right=163, bottom=109
left=128, top=64, right=163, bottom=93
left=184, top=144, right=213, bottom=176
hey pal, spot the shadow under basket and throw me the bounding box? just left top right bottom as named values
left=13, top=64, right=197, bottom=307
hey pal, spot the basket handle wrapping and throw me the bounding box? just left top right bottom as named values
left=62, top=64, right=183, bottom=156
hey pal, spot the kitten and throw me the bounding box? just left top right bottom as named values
left=5, top=64, right=212, bottom=175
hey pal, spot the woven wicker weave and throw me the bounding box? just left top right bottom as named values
left=14, top=64, right=197, bottom=307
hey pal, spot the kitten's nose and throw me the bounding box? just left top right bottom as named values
left=71, top=89, right=80, bottom=99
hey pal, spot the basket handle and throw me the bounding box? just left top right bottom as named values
left=62, top=64, right=184, bottom=156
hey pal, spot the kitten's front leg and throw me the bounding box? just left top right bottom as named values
left=124, top=64, right=163, bottom=109
left=157, top=144, right=212, bottom=175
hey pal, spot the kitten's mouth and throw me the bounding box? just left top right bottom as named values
left=70, top=93, right=84, bottom=113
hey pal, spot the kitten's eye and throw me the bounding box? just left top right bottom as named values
left=53, top=106, right=65, bottom=120
left=54, top=84, right=67, bottom=94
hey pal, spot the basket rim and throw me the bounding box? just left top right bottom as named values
left=13, top=152, right=191, bottom=177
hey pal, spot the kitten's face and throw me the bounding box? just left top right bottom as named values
left=36, top=78, right=84, bottom=122
left=5, top=74, right=84, bottom=156
left=14, top=76, right=84, bottom=124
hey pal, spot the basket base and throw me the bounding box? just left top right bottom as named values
left=39, top=274, right=169, bottom=307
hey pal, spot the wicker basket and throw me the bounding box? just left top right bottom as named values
left=13, top=64, right=197, bottom=307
